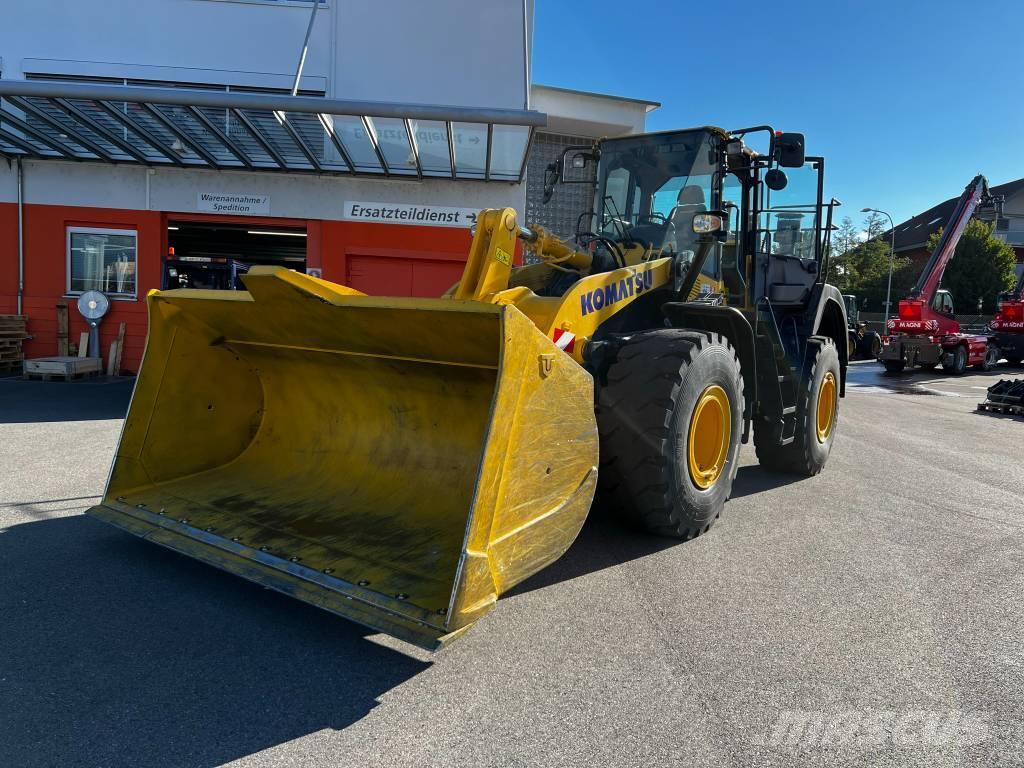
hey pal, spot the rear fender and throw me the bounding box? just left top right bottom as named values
left=812, top=285, right=848, bottom=396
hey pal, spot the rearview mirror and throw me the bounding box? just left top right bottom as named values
left=692, top=211, right=728, bottom=235
left=774, top=132, right=805, bottom=168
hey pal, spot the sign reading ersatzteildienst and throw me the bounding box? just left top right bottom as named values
left=342, top=201, right=480, bottom=228
left=198, top=192, right=271, bottom=215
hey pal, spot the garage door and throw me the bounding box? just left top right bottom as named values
left=346, top=255, right=465, bottom=298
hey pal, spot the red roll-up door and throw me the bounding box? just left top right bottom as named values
left=346, top=255, right=464, bottom=298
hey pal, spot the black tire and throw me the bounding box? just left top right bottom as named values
left=754, top=336, right=840, bottom=477
left=976, top=345, right=999, bottom=372
left=597, top=330, right=743, bottom=539
left=942, top=344, right=967, bottom=375
left=883, top=359, right=905, bottom=373
left=847, top=332, right=857, bottom=360
left=868, top=333, right=882, bottom=359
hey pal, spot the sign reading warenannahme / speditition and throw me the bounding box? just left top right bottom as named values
left=197, top=192, right=271, bottom=215
left=342, top=201, right=480, bottom=228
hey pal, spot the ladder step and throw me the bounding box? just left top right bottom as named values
left=777, top=375, right=787, bottom=383
left=780, top=436, right=795, bottom=446
left=782, top=406, right=796, bottom=415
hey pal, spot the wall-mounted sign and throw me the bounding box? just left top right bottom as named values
left=342, top=201, right=480, bottom=228
left=197, top=192, right=270, bottom=215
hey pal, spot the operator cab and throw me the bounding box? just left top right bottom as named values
left=577, top=130, right=729, bottom=299
left=541, top=126, right=829, bottom=314
left=932, top=289, right=955, bottom=317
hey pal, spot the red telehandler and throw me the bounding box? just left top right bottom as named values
left=989, top=271, right=1024, bottom=366
left=877, top=175, right=1002, bottom=374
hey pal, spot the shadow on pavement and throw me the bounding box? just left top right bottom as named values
left=727, top=464, right=806, bottom=499
left=507, top=509, right=677, bottom=597
left=0, top=377, right=134, bottom=423
left=510, top=462, right=810, bottom=596
left=0, top=515, right=429, bottom=768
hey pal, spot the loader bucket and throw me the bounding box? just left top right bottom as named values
left=87, top=267, right=598, bottom=650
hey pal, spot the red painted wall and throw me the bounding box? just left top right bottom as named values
left=320, top=219, right=472, bottom=291
left=0, top=203, right=481, bottom=373
left=0, top=203, right=18, bottom=312
left=0, top=203, right=161, bottom=372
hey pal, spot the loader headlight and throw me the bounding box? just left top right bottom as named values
left=692, top=213, right=725, bottom=234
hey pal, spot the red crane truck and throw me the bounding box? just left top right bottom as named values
left=877, top=175, right=1002, bottom=374
left=989, top=271, right=1024, bottom=366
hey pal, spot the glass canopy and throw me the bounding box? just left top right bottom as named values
left=0, top=80, right=544, bottom=182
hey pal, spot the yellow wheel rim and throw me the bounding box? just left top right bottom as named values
left=816, top=372, right=837, bottom=443
left=687, top=385, right=731, bottom=490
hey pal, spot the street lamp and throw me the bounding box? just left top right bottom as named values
left=862, top=207, right=897, bottom=322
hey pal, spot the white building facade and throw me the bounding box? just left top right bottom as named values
left=0, top=0, right=654, bottom=370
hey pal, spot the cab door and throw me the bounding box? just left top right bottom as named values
left=754, top=160, right=825, bottom=307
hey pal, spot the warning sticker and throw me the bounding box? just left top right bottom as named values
left=552, top=328, right=576, bottom=353
left=495, top=247, right=513, bottom=266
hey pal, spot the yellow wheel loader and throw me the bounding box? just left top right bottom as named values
left=88, top=126, right=848, bottom=649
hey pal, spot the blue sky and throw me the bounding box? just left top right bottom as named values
left=532, top=0, right=1024, bottom=228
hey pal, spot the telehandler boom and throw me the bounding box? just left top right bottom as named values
left=88, top=126, right=848, bottom=649
left=877, top=175, right=1002, bottom=374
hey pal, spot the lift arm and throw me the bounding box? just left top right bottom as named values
left=909, top=174, right=992, bottom=304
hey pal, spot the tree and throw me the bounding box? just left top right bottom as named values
left=863, top=211, right=889, bottom=240
left=833, top=216, right=860, bottom=256
left=844, top=238, right=910, bottom=311
left=826, top=216, right=860, bottom=288
left=925, top=220, right=1016, bottom=314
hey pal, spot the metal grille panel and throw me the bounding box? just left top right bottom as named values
left=525, top=132, right=597, bottom=243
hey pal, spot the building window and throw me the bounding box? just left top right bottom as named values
left=67, top=228, right=138, bottom=297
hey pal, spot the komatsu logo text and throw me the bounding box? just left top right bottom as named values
left=580, top=269, right=654, bottom=316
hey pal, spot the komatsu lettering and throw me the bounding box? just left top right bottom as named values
left=580, top=269, right=654, bottom=316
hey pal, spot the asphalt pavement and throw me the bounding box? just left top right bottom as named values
left=2, top=362, right=1023, bottom=767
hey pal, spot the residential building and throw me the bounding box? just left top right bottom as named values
left=885, top=178, right=1024, bottom=282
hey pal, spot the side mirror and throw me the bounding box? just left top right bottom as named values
left=570, top=152, right=590, bottom=170
left=765, top=168, right=788, bottom=191
left=692, top=211, right=728, bottom=236
left=774, top=132, right=805, bottom=168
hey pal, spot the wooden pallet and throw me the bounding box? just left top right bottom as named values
left=977, top=401, right=1024, bottom=417
left=0, top=316, right=27, bottom=373
left=0, top=315, right=27, bottom=328
left=23, top=356, right=102, bottom=381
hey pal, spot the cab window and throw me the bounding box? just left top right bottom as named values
left=762, top=163, right=820, bottom=262
left=605, top=167, right=629, bottom=216
left=932, top=292, right=954, bottom=315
